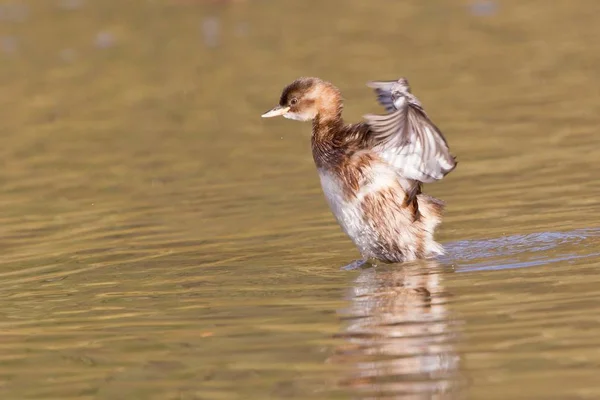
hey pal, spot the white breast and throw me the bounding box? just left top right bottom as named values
left=317, top=170, right=358, bottom=236
left=317, top=165, right=401, bottom=256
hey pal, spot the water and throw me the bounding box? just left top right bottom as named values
left=0, top=0, right=599, bottom=398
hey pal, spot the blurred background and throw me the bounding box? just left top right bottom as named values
left=1, top=0, right=599, bottom=399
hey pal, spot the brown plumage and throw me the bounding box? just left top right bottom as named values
left=261, top=77, right=457, bottom=266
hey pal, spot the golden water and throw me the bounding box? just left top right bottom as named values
left=0, top=0, right=599, bottom=398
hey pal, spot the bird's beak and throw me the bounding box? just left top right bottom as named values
left=261, top=105, right=290, bottom=118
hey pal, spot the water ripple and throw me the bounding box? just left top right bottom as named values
left=444, top=228, right=600, bottom=272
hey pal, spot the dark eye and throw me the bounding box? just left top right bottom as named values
left=290, top=98, right=298, bottom=106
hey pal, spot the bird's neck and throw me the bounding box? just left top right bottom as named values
left=312, top=113, right=343, bottom=140
left=311, top=113, right=345, bottom=170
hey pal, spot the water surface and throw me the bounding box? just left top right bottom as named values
left=1, top=0, right=599, bottom=398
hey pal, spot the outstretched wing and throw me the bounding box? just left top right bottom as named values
left=366, top=80, right=399, bottom=113
left=364, top=105, right=456, bottom=184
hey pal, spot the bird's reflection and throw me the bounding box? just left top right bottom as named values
left=330, top=260, right=463, bottom=399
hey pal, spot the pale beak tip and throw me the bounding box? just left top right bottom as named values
left=261, top=106, right=290, bottom=118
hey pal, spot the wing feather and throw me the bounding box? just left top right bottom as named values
left=364, top=85, right=456, bottom=184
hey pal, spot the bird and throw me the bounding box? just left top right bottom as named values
left=261, top=77, right=457, bottom=269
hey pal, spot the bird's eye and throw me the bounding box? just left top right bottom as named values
left=290, top=98, right=298, bottom=106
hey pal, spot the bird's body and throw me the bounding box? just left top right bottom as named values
left=262, top=77, right=457, bottom=266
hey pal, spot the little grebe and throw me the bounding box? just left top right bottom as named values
left=262, top=77, right=457, bottom=268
